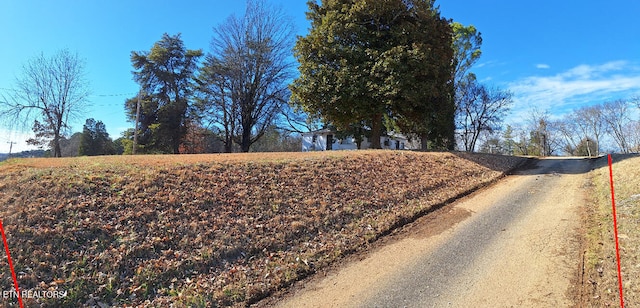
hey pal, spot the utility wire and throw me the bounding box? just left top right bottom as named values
left=90, top=92, right=136, bottom=97
left=89, top=103, right=127, bottom=107
left=1, top=87, right=136, bottom=98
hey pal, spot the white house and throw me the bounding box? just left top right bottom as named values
left=301, top=129, right=417, bottom=151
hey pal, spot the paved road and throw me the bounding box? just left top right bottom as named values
left=274, top=158, right=594, bottom=308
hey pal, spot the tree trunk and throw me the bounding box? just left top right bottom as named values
left=54, top=116, right=63, bottom=157
left=53, top=137, right=62, bottom=157
left=173, top=121, right=184, bottom=154
left=53, top=123, right=62, bottom=157
left=470, top=133, right=480, bottom=153
left=241, top=125, right=252, bottom=152
left=173, top=135, right=181, bottom=154
left=224, top=135, right=233, bottom=153
left=369, top=113, right=383, bottom=149
left=355, top=126, right=363, bottom=149
left=420, top=133, right=429, bottom=151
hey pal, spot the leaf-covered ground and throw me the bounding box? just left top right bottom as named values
left=582, top=154, right=640, bottom=307
left=0, top=151, right=525, bottom=307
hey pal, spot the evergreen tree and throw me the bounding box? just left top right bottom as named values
left=291, top=0, right=455, bottom=149
left=125, top=33, right=203, bottom=154
left=502, top=125, right=515, bottom=155
left=575, top=137, right=597, bottom=157
left=79, top=118, right=116, bottom=156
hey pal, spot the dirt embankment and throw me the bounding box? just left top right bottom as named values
left=581, top=154, right=640, bottom=307
left=0, top=151, right=524, bottom=307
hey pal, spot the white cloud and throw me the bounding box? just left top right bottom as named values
left=536, top=64, right=550, bottom=69
left=480, top=76, right=493, bottom=83
left=474, top=60, right=506, bottom=69
left=559, top=60, right=627, bottom=79
left=506, top=61, right=640, bottom=125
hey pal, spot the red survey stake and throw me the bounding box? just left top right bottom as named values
left=608, top=154, right=624, bottom=308
left=0, top=219, right=23, bottom=308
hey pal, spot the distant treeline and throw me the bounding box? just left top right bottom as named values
left=0, top=150, right=46, bottom=161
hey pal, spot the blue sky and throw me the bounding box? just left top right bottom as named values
left=1, top=0, right=640, bottom=153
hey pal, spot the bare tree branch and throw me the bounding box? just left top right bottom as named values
left=456, top=76, right=512, bottom=152
left=277, top=103, right=323, bottom=134
left=602, top=99, right=632, bottom=153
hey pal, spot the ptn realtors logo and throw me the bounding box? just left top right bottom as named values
left=3, top=289, right=68, bottom=299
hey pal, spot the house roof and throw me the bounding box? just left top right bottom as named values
left=300, top=128, right=335, bottom=136
left=386, top=132, right=409, bottom=141
left=301, top=129, right=410, bottom=141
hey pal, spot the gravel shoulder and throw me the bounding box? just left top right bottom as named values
left=267, top=158, right=592, bottom=307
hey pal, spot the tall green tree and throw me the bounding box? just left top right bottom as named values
left=502, top=125, right=515, bottom=155
left=451, top=22, right=482, bottom=85
left=451, top=22, right=483, bottom=150
left=125, top=33, right=203, bottom=154
left=387, top=2, right=456, bottom=150
left=291, top=0, right=455, bottom=149
left=79, top=118, right=116, bottom=156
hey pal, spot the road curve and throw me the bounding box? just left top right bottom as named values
left=272, top=158, right=593, bottom=308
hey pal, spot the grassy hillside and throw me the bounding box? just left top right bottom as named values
left=583, top=154, right=640, bottom=307
left=0, top=151, right=525, bottom=307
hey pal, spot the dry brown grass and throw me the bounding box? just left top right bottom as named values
left=0, top=151, right=362, bottom=170
left=0, top=151, right=525, bottom=307
left=582, top=154, right=640, bottom=307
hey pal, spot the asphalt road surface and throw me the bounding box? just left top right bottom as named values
left=272, top=158, right=593, bottom=308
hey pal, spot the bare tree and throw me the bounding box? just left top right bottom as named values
left=527, top=108, right=562, bottom=156
left=196, top=58, right=238, bottom=153
left=627, top=120, right=640, bottom=153
left=456, top=76, right=512, bottom=152
left=572, top=105, right=605, bottom=155
left=602, top=99, right=632, bottom=153
left=198, top=0, right=295, bottom=152
left=0, top=49, right=89, bottom=157
left=555, top=118, right=580, bottom=155
left=514, top=127, right=531, bottom=156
